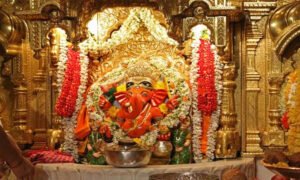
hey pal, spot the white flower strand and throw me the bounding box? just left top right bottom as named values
left=190, top=35, right=202, bottom=162
left=100, top=8, right=141, bottom=49
left=206, top=45, right=223, bottom=160
left=55, top=31, right=78, bottom=158
left=56, top=32, right=68, bottom=92
left=153, top=65, right=191, bottom=128
left=61, top=117, right=78, bottom=160
left=139, top=8, right=178, bottom=46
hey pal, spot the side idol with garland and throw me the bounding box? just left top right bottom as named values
left=281, top=59, right=300, bottom=154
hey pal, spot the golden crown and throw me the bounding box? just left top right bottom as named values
left=124, top=60, right=160, bottom=82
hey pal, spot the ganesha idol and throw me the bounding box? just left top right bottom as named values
left=76, top=59, right=192, bottom=165
left=100, top=76, right=178, bottom=138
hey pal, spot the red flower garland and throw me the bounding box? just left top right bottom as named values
left=55, top=48, right=81, bottom=117
left=197, top=39, right=217, bottom=115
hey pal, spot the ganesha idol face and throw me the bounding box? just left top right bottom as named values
left=115, top=76, right=165, bottom=119
left=123, top=76, right=154, bottom=112
left=114, top=76, right=168, bottom=138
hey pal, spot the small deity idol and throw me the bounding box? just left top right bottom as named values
left=171, top=116, right=192, bottom=164
left=86, top=121, right=106, bottom=165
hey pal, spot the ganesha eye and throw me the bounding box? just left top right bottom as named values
left=140, top=81, right=152, bottom=88
left=126, top=82, right=134, bottom=89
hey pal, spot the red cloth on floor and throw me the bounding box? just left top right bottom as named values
left=24, top=150, right=74, bottom=164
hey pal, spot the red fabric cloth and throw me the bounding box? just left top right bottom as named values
left=24, top=150, right=74, bottom=164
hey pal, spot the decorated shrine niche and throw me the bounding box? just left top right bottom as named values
left=53, top=5, right=231, bottom=165
left=5, top=0, right=300, bottom=179
left=1, top=0, right=248, bottom=168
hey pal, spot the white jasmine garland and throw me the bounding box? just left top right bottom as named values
left=139, top=8, right=178, bottom=46
left=101, top=8, right=141, bottom=49
left=190, top=34, right=202, bottom=162
left=112, top=129, right=126, bottom=144
left=56, top=31, right=68, bottom=92
left=206, top=44, right=223, bottom=160
left=154, top=68, right=191, bottom=128
left=140, top=130, right=158, bottom=146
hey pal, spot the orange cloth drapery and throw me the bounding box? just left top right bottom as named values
left=201, top=114, right=211, bottom=154
left=74, top=104, right=90, bottom=140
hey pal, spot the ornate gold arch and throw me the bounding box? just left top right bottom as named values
left=84, top=7, right=188, bottom=84
left=268, top=1, right=300, bottom=56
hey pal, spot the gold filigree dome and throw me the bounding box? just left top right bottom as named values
left=269, top=1, right=300, bottom=41
left=268, top=1, right=300, bottom=55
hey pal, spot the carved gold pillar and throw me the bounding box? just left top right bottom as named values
left=213, top=2, right=242, bottom=158
left=245, top=69, right=262, bottom=155
left=245, top=23, right=263, bottom=155
left=216, top=55, right=240, bottom=158
left=48, top=30, right=60, bottom=129
left=0, top=9, right=33, bottom=146
left=46, top=28, right=66, bottom=149
left=10, top=68, right=33, bottom=146
left=11, top=86, right=32, bottom=144
left=242, top=1, right=276, bottom=156
left=261, top=75, right=286, bottom=150
left=31, top=49, right=49, bottom=149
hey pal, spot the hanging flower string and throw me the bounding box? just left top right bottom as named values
left=62, top=43, right=89, bottom=160
left=190, top=24, right=223, bottom=161
left=55, top=49, right=81, bottom=117
left=197, top=39, right=217, bottom=114
left=197, top=39, right=217, bottom=156
left=190, top=33, right=202, bottom=162
left=207, top=43, right=223, bottom=160
left=56, top=31, right=68, bottom=91
left=55, top=40, right=89, bottom=160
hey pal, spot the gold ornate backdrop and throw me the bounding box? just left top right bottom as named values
left=1, top=0, right=299, bottom=158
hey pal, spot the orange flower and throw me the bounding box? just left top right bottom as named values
left=182, top=96, right=189, bottom=102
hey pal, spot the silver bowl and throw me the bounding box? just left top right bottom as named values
left=262, top=160, right=300, bottom=179
left=104, top=142, right=152, bottom=168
